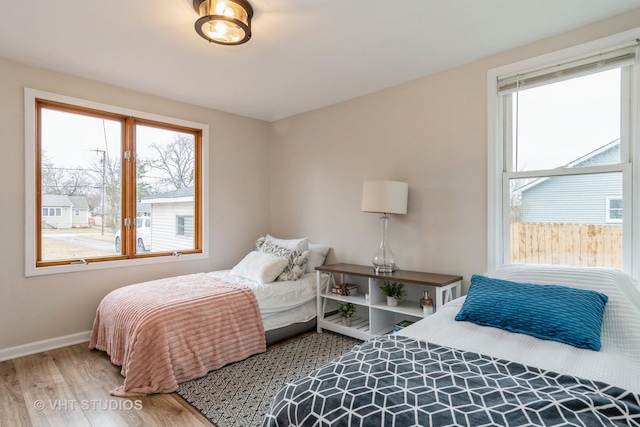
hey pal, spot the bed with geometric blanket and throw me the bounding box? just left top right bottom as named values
left=263, top=265, right=640, bottom=427
left=263, top=335, right=640, bottom=426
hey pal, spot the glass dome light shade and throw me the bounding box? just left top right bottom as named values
left=194, top=0, right=253, bottom=45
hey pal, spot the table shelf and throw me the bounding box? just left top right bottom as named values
left=316, top=263, right=462, bottom=340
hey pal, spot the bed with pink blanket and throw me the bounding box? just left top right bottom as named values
left=89, top=273, right=268, bottom=397
left=90, top=236, right=328, bottom=397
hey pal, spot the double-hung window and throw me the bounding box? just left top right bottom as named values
left=488, top=32, right=639, bottom=277
left=25, top=89, right=208, bottom=275
left=606, top=197, right=623, bottom=223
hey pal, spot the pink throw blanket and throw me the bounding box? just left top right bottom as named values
left=89, top=273, right=266, bottom=396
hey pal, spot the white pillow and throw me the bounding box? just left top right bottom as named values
left=306, top=242, right=331, bottom=273
left=265, top=234, right=309, bottom=252
left=230, top=251, right=289, bottom=284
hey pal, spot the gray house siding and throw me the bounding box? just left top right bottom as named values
left=521, top=173, right=621, bottom=224
left=68, top=196, right=90, bottom=227
left=520, top=141, right=621, bottom=225
left=569, top=144, right=619, bottom=168
left=41, top=194, right=73, bottom=229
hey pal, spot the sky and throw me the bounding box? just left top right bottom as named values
left=40, top=111, right=189, bottom=175
left=513, top=67, right=621, bottom=172
left=40, top=110, right=122, bottom=169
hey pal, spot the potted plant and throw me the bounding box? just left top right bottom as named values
left=380, top=281, right=407, bottom=307
left=336, top=302, right=356, bottom=326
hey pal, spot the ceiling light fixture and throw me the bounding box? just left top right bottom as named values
left=193, top=0, right=253, bottom=46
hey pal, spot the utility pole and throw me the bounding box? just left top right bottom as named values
left=92, top=149, right=106, bottom=236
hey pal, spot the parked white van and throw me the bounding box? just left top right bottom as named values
left=114, top=217, right=151, bottom=252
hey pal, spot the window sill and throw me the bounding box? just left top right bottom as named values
left=25, top=251, right=208, bottom=277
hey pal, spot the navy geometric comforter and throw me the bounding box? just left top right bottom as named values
left=262, top=335, right=640, bottom=426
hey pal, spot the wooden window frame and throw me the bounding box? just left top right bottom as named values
left=25, top=89, right=209, bottom=276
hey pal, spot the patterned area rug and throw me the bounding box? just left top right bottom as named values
left=177, top=332, right=363, bottom=427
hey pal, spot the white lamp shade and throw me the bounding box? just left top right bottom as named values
left=361, top=181, right=408, bottom=214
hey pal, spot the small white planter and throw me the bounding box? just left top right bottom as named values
left=341, top=317, right=352, bottom=327
left=387, top=296, right=398, bottom=307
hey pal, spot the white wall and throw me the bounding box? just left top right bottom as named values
left=0, top=57, right=270, bottom=352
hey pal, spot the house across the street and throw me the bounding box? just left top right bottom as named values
left=41, top=194, right=91, bottom=229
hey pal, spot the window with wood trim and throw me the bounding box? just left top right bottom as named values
left=33, top=98, right=203, bottom=269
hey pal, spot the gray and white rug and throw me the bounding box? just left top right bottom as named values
left=177, top=332, right=363, bottom=427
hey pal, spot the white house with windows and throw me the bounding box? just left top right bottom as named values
left=141, top=187, right=194, bottom=252
left=518, top=140, right=622, bottom=225
left=41, top=194, right=91, bottom=229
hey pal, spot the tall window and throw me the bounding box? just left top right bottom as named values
left=26, top=90, right=207, bottom=274
left=488, top=36, right=638, bottom=276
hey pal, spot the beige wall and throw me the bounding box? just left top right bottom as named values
left=2, top=8, right=640, bottom=354
left=269, top=9, right=640, bottom=289
left=0, top=58, right=270, bottom=350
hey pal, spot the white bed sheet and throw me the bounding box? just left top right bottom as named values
left=397, top=265, right=640, bottom=393
left=207, top=270, right=318, bottom=331
left=261, top=300, right=316, bottom=331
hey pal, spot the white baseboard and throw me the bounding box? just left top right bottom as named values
left=0, top=331, right=92, bottom=362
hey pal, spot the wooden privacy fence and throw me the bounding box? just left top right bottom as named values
left=510, top=223, right=622, bottom=269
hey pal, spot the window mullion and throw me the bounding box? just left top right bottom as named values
left=505, top=163, right=627, bottom=181
left=123, top=117, right=136, bottom=257
left=629, top=46, right=640, bottom=280
left=502, top=95, right=514, bottom=173
left=502, top=173, right=512, bottom=265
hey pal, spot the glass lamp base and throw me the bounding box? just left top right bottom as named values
left=374, top=264, right=397, bottom=274
left=372, top=213, right=398, bottom=274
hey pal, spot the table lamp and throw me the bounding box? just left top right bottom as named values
left=361, top=180, right=408, bottom=273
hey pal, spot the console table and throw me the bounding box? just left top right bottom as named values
left=316, top=263, right=463, bottom=340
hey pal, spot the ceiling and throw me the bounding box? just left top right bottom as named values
left=1, top=1, right=639, bottom=122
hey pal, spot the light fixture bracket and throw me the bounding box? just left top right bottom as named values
left=192, top=0, right=254, bottom=46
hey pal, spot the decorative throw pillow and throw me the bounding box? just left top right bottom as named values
left=258, top=240, right=309, bottom=281
left=256, top=236, right=266, bottom=251
left=305, top=242, right=331, bottom=273
left=265, top=234, right=309, bottom=252
left=230, top=251, right=289, bottom=284
left=455, top=275, right=608, bottom=351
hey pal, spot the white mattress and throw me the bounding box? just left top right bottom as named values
left=397, top=264, right=640, bottom=393
left=207, top=270, right=318, bottom=331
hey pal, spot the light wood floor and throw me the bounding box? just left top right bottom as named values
left=0, top=332, right=314, bottom=427
left=1, top=342, right=215, bottom=427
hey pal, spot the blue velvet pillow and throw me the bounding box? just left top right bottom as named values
left=455, top=275, right=608, bottom=351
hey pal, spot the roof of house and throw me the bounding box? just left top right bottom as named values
left=42, top=194, right=72, bottom=207
left=516, top=139, right=620, bottom=193
left=563, top=139, right=620, bottom=168
left=69, top=196, right=90, bottom=210
left=42, top=194, right=90, bottom=209
left=140, top=187, right=194, bottom=204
